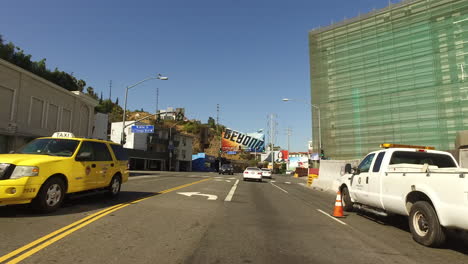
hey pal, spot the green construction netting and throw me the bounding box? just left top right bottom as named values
left=310, top=0, right=468, bottom=159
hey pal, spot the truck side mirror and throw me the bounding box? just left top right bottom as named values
left=344, top=164, right=352, bottom=174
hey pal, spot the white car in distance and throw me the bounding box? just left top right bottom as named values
left=261, top=168, right=272, bottom=179
left=243, top=167, right=263, bottom=182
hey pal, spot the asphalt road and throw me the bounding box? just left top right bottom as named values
left=1, top=171, right=468, bottom=264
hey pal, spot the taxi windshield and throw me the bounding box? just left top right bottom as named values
left=18, top=138, right=80, bottom=157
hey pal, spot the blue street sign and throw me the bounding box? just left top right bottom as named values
left=131, top=125, right=154, bottom=133
left=227, top=151, right=237, bottom=155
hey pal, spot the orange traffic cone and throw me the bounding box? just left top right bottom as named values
left=332, top=191, right=346, bottom=218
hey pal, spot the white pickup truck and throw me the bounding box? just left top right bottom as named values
left=339, top=144, right=468, bottom=247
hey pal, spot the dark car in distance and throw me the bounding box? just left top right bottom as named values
left=219, top=164, right=234, bottom=175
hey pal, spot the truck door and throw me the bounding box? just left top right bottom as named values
left=359, top=151, right=386, bottom=208
left=352, top=153, right=375, bottom=203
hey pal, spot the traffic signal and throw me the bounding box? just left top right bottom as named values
left=122, top=133, right=127, bottom=145
left=320, top=149, right=325, bottom=159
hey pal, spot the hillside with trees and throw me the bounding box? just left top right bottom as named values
left=0, top=35, right=259, bottom=163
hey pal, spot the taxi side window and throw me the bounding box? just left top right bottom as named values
left=76, top=141, right=95, bottom=161
left=110, top=145, right=129, bottom=161
left=92, top=142, right=113, bottom=161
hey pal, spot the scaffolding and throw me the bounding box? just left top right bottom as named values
left=309, top=0, right=468, bottom=159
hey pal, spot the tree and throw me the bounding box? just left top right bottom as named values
left=86, top=86, right=98, bottom=100
left=207, top=117, right=216, bottom=128
left=0, top=36, right=87, bottom=92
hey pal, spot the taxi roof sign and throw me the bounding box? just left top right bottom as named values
left=380, top=143, right=435, bottom=150
left=52, top=132, right=76, bottom=138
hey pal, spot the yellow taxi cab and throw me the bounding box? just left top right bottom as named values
left=0, top=132, right=129, bottom=212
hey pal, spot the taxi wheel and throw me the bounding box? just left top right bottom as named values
left=107, top=175, right=121, bottom=197
left=33, top=177, right=65, bottom=213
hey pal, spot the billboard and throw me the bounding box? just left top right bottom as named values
left=222, top=128, right=265, bottom=152
left=288, top=157, right=309, bottom=170
left=261, top=151, right=288, bottom=162
left=276, top=150, right=289, bottom=162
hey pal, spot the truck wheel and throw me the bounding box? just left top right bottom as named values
left=107, top=175, right=122, bottom=197
left=32, top=177, right=66, bottom=213
left=409, top=201, right=446, bottom=247
left=341, top=187, right=354, bottom=212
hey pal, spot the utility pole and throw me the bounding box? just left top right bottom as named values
left=156, top=87, right=159, bottom=115
left=268, top=114, right=277, bottom=172
left=109, top=80, right=112, bottom=100
left=285, top=127, right=292, bottom=170
left=217, top=104, right=221, bottom=171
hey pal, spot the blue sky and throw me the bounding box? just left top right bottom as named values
left=2, top=0, right=394, bottom=151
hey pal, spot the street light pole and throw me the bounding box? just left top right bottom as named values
left=282, top=98, right=321, bottom=158
left=121, top=74, right=168, bottom=145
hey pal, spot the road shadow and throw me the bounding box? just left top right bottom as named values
left=130, top=172, right=160, bottom=177
left=0, top=191, right=158, bottom=218
left=355, top=210, right=468, bottom=254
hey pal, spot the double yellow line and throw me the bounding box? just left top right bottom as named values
left=0, top=178, right=210, bottom=264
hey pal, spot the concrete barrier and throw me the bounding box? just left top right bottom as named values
left=311, top=159, right=359, bottom=193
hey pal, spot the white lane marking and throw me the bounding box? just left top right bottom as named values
left=298, top=183, right=306, bottom=186
left=227, top=177, right=236, bottom=179
left=317, top=209, right=348, bottom=226
left=285, top=182, right=291, bottom=184
left=225, top=179, right=240, bottom=202
left=270, top=182, right=288, bottom=193
left=214, top=179, right=223, bottom=181
left=177, top=192, right=218, bottom=200
left=225, top=180, right=231, bottom=182
left=202, top=176, right=210, bottom=178
left=214, top=176, right=222, bottom=179
left=128, top=175, right=160, bottom=180
left=271, top=180, right=276, bottom=183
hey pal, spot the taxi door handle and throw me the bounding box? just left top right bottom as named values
left=110, top=163, right=114, bottom=167
left=366, top=177, right=369, bottom=184
left=91, top=164, right=96, bottom=168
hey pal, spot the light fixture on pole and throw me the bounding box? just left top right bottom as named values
left=282, top=98, right=321, bottom=159
left=121, top=74, right=168, bottom=145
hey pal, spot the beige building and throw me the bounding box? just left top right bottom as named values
left=0, top=59, right=98, bottom=153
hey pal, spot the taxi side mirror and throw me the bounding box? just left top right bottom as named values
left=76, top=152, right=92, bottom=161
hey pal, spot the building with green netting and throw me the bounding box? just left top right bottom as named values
left=309, top=0, right=468, bottom=160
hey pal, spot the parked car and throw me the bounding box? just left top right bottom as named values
left=0, top=132, right=129, bottom=213
left=339, top=143, right=468, bottom=247
left=285, top=170, right=294, bottom=175
left=243, top=167, right=263, bottom=182
left=219, top=164, right=234, bottom=175
left=261, top=168, right=272, bottom=178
